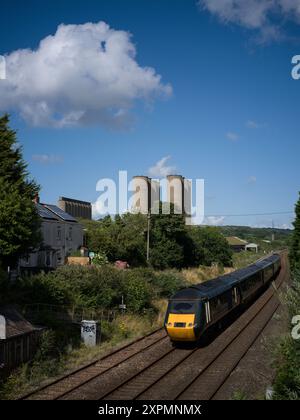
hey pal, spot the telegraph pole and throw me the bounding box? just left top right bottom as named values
left=146, top=212, right=151, bottom=264
left=272, top=220, right=275, bottom=242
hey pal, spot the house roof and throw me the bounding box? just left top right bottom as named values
left=36, top=203, right=58, bottom=221
left=35, top=203, right=77, bottom=223
left=0, top=306, right=38, bottom=339
left=226, top=236, right=248, bottom=246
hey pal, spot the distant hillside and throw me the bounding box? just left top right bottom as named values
left=219, top=225, right=292, bottom=244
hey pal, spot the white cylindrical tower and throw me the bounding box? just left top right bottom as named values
left=167, top=175, right=184, bottom=214
left=131, top=176, right=151, bottom=214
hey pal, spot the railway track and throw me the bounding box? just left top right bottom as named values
left=21, top=252, right=289, bottom=401
left=20, top=327, right=168, bottom=400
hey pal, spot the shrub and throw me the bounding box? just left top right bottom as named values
left=272, top=270, right=300, bottom=400
left=92, top=252, right=109, bottom=266
left=121, top=270, right=153, bottom=313
left=153, top=270, right=186, bottom=297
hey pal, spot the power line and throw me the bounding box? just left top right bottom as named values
left=205, top=211, right=294, bottom=217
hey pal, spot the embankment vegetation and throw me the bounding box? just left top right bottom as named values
left=272, top=193, right=300, bottom=400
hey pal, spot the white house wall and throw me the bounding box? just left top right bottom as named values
left=20, top=218, right=83, bottom=270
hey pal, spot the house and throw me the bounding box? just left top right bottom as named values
left=245, top=243, right=259, bottom=253
left=19, top=201, right=83, bottom=272
left=225, top=236, right=248, bottom=252
left=0, top=306, right=42, bottom=375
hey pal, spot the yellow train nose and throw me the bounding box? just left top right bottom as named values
left=166, top=313, right=196, bottom=341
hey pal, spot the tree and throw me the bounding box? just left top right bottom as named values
left=81, top=213, right=148, bottom=266
left=149, top=203, right=192, bottom=269
left=0, top=115, right=41, bottom=269
left=290, top=192, right=300, bottom=271
left=188, top=226, right=233, bottom=267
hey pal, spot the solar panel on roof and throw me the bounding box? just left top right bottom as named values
left=35, top=203, right=58, bottom=220
left=44, top=204, right=77, bottom=222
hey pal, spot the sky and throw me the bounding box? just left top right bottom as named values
left=0, top=0, right=300, bottom=228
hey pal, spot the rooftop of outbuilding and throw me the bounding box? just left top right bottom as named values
left=0, top=306, right=38, bottom=339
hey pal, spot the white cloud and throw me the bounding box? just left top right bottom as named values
left=92, top=199, right=105, bottom=220
left=32, top=154, right=63, bottom=164
left=198, top=0, right=300, bottom=42
left=278, top=223, right=293, bottom=229
left=246, top=120, right=265, bottom=128
left=204, top=216, right=226, bottom=226
left=226, top=131, right=239, bottom=141
left=248, top=175, right=257, bottom=184
left=0, top=21, right=172, bottom=128
left=148, top=156, right=176, bottom=178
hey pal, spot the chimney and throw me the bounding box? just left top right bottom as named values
left=33, top=193, right=40, bottom=204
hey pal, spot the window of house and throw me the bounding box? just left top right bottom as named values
left=57, top=225, right=62, bottom=241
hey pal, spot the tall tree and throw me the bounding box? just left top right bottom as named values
left=0, top=115, right=41, bottom=269
left=188, top=226, right=233, bottom=267
left=149, top=203, right=191, bottom=269
left=290, top=192, right=300, bottom=271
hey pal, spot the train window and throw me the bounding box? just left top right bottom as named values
left=241, top=272, right=261, bottom=294
left=169, top=301, right=197, bottom=314
left=209, top=292, right=229, bottom=319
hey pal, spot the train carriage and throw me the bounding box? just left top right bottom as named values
left=165, top=253, right=281, bottom=343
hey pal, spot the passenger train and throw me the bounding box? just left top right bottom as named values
left=165, top=254, right=281, bottom=343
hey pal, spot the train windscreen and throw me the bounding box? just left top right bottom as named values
left=169, top=301, right=197, bottom=314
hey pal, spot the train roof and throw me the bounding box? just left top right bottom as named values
left=170, top=254, right=280, bottom=301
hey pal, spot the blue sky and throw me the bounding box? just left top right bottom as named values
left=0, top=0, right=299, bottom=227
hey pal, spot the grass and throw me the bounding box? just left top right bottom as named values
left=271, top=269, right=300, bottom=400
left=232, top=250, right=268, bottom=270
left=232, top=390, right=248, bottom=400
left=182, top=251, right=266, bottom=286
left=182, top=265, right=232, bottom=285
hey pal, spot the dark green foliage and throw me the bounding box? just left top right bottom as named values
left=188, top=226, right=233, bottom=267
left=92, top=252, right=109, bottom=266
left=273, top=336, right=300, bottom=400
left=149, top=203, right=192, bottom=269
left=273, top=270, right=300, bottom=400
left=4, top=264, right=187, bottom=314
left=121, top=269, right=152, bottom=313
left=81, top=204, right=233, bottom=270
left=219, top=225, right=292, bottom=243
left=81, top=213, right=147, bottom=266
left=290, top=192, right=300, bottom=271
left=272, top=193, right=300, bottom=399
left=153, top=270, right=187, bottom=297
left=0, top=115, right=41, bottom=268
left=0, top=267, right=9, bottom=305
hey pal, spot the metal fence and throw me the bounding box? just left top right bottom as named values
left=21, top=303, right=117, bottom=324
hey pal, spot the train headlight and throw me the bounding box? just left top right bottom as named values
left=188, top=323, right=193, bottom=327
left=167, top=322, right=172, bottom=327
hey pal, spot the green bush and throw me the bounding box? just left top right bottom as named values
left=120, top=269, right=153, bottom=313
left=273, top=270, right=300, bottom=400
left=0, top=267, right=9, bottom=305
left=273, top=336, right=300, bottom=400
left=92, top=252, right=109, bottom=266
left=153, top=270, right=186, bottom=297
left=11, top=265, right=160, bottom=314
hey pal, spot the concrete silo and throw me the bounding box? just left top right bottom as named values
left=167, top=175, right=185, bottom=214
left=183, top=178, right=192, bottom=217
left=150, top=179, right=160, bottom=214
left=131, top=176, right=151, bottom=214
left=166, top=175, right=192, bottom=217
